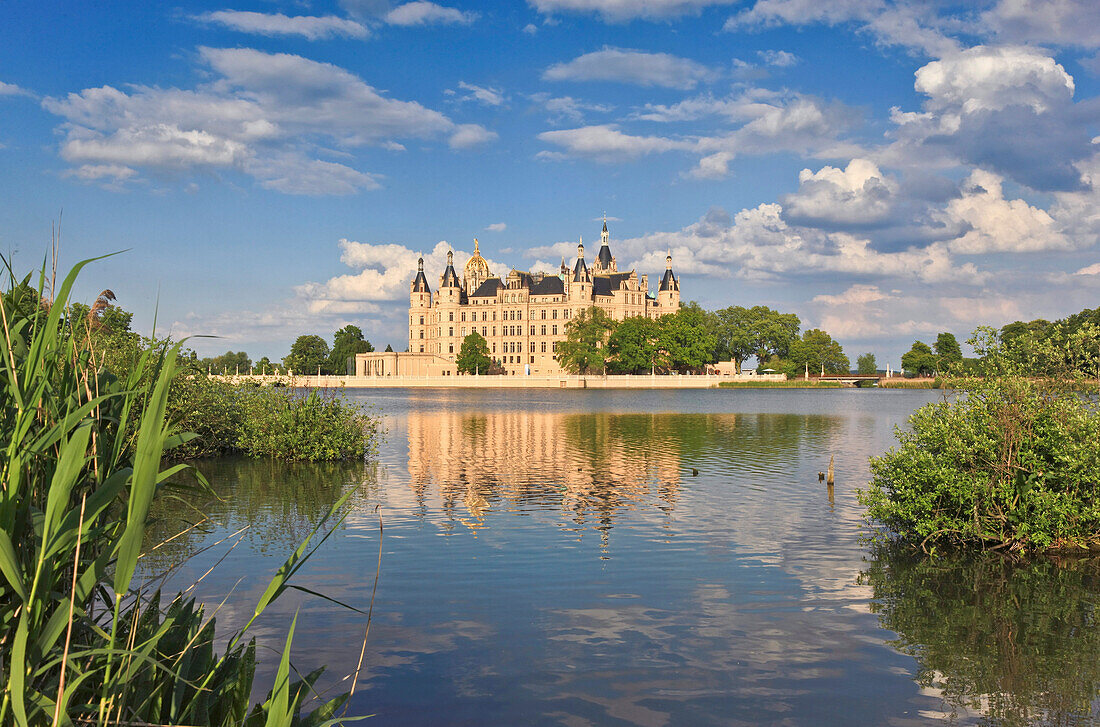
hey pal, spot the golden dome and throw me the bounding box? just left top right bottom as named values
left=463, top=238, right=491, bottom=291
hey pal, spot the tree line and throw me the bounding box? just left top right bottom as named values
left=196, top=326, right=393, bottom=375
left=895, top=305, right=1100, bottom=379
left=455, top=303, right=854, bottom=376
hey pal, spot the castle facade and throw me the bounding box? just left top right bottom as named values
left=408, top=220, right=681, bottom=376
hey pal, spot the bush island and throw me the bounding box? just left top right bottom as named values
left=860, top=328, right=1100, bottom=552
left=236, top=387, right=380, bottom=461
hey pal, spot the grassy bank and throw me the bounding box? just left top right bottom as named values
left=878, top=378, right=942, bottom=389
left=718, top=379, right=847, bottom=388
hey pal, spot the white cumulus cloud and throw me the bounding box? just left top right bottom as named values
left=530, top=0, right=738, bottom=22
left=385, top=2, right=477, bottom=26
left=544, top=47, right=717, bottom=89
left=537, top=125, right=693, bottom=163
left=939, top=169, right=1070, bottom=253
left=194, top=10, right=369, bottom=39
left=782, top=159, right=899, bottom=227
left=42, top=47, right=492, bottom=193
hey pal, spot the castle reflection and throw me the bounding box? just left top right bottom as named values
left=405, top=410, right=685, bottom=544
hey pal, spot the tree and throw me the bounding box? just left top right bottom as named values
left=255, top=356, right=273, bottom=374
left=284, top=335, right=331, bottom=374
left=206, top=350, right=251, bottom=374
left=607, top=315, right=661, bottom=373
left=901, top=340, right=936, bottom=377
left=384, top=344, right=394, bottom=352
left=857, top=352, right=877, bottom=375
left=456, top=331, right=492, bottom=374
left=719, top=306, right=802, bottom=368
left=555, top=307, right=616, bottom=374
left=786, top=329, right=850, bottom=376
left=710, top=306, right=758, bottom=373
left=934, top=332, right=963, bottom=371
left=330, top=324, right=373, bottom=373
left=658, top=306, right=717, bottom=372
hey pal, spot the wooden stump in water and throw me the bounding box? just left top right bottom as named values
left=827, top=455, right=834, bottom=486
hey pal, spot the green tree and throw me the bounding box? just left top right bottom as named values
left=901, top=340, right=936, bottom=377
left=607, top=315, right=661, bottom=373
left=456, top=331, right=492, bottom=374
left=934, top=332, right=963, bottom=372
left=329, top=324, right=373, bottom=373
left=255, top=355, right=273, bottom=373
left=556, top=306, right=616, bottom=374
left=284, top=334, right=331, bottom=374
left=658, top=306, right=717, bottom=372
left=786, top=329, right=850, bottom=376
left=710, top=305, right=758, bottom=373
left=721, top=305, right=802, bottom=368
left=384, top=343, right=394, bottom=352
left=206, top=350, right=252, bottom=374
left=857, top=352, right=877, bottom=375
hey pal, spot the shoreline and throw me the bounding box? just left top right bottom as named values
left=215, top=374, right=942, bottom=390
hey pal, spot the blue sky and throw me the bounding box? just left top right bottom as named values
left=2, top=0, right=1099, bottom=364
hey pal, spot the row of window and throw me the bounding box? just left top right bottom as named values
left=417, top=325, right=564, bottom=339
left=413, top=308, right=575, bottom=325
left=494, top=341, right=558, bottom=354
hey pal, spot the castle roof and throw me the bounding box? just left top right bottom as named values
left=659, top=267, right=678, bottom=291
left=573, top=256, right=589, bottom=282
left=440, top=251, right=461, bottom=288
left=597, top=243, right=613, bottom=269
left=470, top=277, right=503, bottom=298
left=412, top=258, right=430, bottom=292
left=592, top=272, right=632, bottom=297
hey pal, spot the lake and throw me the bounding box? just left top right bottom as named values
left=146, top=388, right=1100, bottom=726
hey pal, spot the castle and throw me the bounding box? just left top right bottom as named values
left=353, top=220, right=681, bottom=377
left=411, top=219, right=680, bottom=376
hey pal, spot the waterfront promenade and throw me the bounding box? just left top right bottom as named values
left=219, top=373, right=742, bottom=389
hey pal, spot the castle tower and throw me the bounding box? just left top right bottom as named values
left=436, top=250, right=462, bottom=358
left=409, top=256, right=432, bottom=353
left=595, top=215, right=615, bottom=273
left=658, top=250, right=680, bottom=311
left=570, top=238, right=590, bottom=303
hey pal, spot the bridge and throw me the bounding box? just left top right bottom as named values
left=816, top=374, right=890, bottom=387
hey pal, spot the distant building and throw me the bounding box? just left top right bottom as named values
left=406, top=219, right=681, bottom=376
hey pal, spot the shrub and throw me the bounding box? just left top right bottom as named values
left=235, top=387, right=379, bottom=461
left=861, top=329, right=1100, bottom=552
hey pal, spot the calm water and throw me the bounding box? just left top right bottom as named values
left=146, top=388, right=1100, bottom=726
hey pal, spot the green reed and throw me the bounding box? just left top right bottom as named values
left=0, top=258, right=364, bottom=726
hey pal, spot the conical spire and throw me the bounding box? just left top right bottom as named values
left=441, top=248, right=460, bottom=288
left=412, top=254, right=430, bottom=292
left=573, top=236, right=589, bottom=282
left=597, top=218, right=613, bottom=271
left=660, top=249, right=678, bottom=291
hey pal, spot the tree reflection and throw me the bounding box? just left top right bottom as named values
left=863, top=547, right=1100, bottom=725
left=144, top=457, right=377, bottom=572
